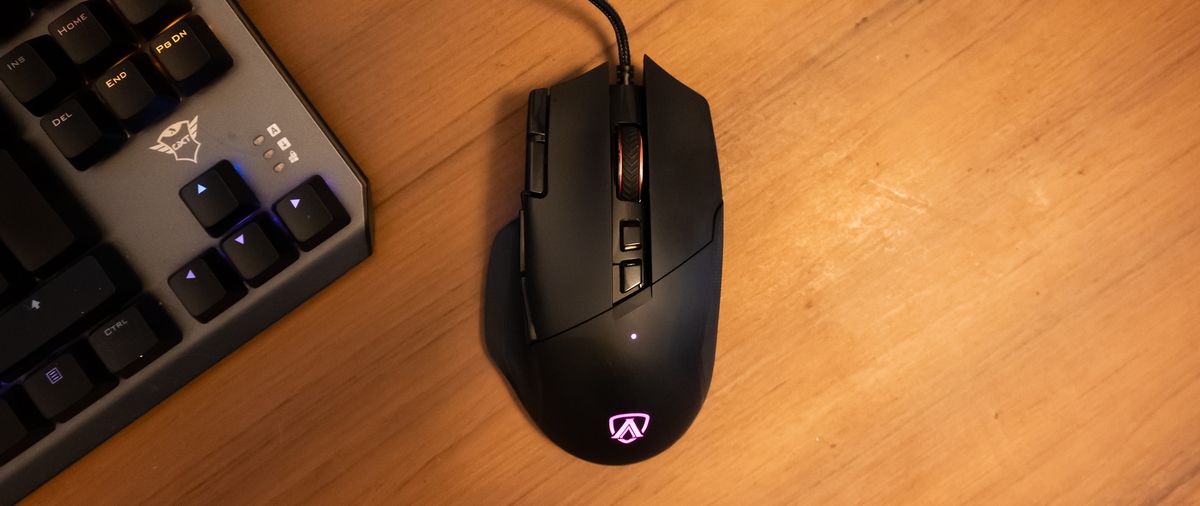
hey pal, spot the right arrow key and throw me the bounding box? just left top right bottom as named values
left=274, top=177, right=350, bottom=251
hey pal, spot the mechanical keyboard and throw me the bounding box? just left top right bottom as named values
left=0, top=0, right=372, bottom=500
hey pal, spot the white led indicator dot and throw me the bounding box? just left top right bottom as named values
left=630, top=333, right=638, bottom=340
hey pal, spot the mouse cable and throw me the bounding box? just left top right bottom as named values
left=587, top=0, right=633, bottom=84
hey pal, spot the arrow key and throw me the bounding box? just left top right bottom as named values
left=274, top=177, right=349, bottom=251
left=220, top=215, right=297, bottom=287
left=179, top=161, right=258, bottom=236
left=168, top=250, right=245, bottom=323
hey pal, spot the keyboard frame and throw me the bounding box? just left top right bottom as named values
left=0, top=0, right=373, bottom=500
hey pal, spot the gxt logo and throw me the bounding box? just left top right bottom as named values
left=608, top=413, right=650, bottom=444
left=149, top=116, right=202, bottom=163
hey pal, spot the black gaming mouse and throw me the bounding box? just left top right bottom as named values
left=484, top=1, right=723, bottom=465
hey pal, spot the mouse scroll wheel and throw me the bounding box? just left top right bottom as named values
left=617, top=125, right=644, bottom=202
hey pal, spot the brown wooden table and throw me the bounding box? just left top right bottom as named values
left=27, top=0, right=1200, bottom=502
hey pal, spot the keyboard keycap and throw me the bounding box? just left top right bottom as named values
left=221, top=215, right=297, bottom=287
left=23, top=348, right=114, bottom=422
left=149, top=15, right=231, bottom=95
left=111, top=0, right=191, bottom=37
left=168, top=250, right=245, bottom=323
left=41, top=94, right=127, bottom=169
left=0, top=251, right=137, bottom=375
left=0, top=2, right=34, bottom=40
left=0, top=36, right=80, bottom=115
left=0, top=106, right=14, bottom=140
left=0, top=391, right=49, bottom=465
left=49, top=1, right=136, bottom=73
left=0, top=150, right=80, bottom=273
left=95, top=53, right=178, bottom=131
left=274, top=177, right=350, bottom=251
left=87, top=298, right=178, bottom=377
left=180, top=160, right=258, bottom=236
left=0, top=243, right=24, bottom=304
left=0, top=248, right=23, bottom=305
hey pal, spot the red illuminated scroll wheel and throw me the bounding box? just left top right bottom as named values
left=617, top=125, right=643, bottom=202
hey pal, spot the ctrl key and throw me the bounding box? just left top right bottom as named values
left=22, top=348, right=115, bottom=423
left=169, top=250, right=246, bottom=323
left=88, top=299, right=180, bottom=377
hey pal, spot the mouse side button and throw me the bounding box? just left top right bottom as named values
left=526, top=89, right=549, bottom=197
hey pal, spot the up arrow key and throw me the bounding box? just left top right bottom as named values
left=185, top=270, right=196, bottom=280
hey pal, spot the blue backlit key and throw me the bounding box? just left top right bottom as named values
left=179, top=160, right=257, bottom=236
left=274, top=177, right=350, bottom=251
left=168, top=249, right=245, bottom=323
left=220, top=215, right=296, bottom=288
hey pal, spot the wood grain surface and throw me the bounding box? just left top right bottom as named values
left=26, top=0, right=1200, bottom=503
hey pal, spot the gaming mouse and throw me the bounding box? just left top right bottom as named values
left=484, top=1, right=723, bottom=465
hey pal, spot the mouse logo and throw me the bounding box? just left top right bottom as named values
left=149, top=116, right=202, bottom=163
left=608, top=413, right=650, bottom=444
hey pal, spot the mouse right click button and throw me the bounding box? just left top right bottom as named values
left=620, top=261, right=642, bottom=293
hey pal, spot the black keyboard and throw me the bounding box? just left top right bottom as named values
left=0, top=0, right=372, bottom=500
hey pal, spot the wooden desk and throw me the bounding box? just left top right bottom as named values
left=27, top=0, right=1200, bottom=502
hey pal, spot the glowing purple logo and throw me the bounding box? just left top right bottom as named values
left=608, top=413, right=650, bottom=444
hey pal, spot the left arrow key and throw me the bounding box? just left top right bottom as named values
left=169, top=250, right=246, bottom=323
